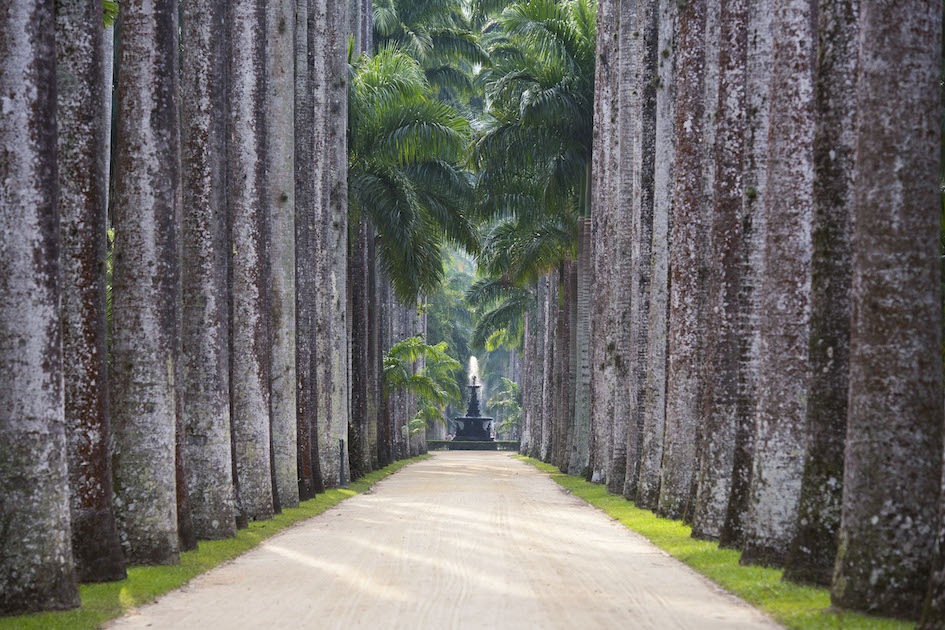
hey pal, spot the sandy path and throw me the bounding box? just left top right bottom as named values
left=107, top=452, right=779, bottom=629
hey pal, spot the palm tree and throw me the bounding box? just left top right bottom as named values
left=469, top=0, right=595, bottom=469
left=349, top=47, right=477, bottom=303
left=740, top=0, right=816, bottom=567
left=833, top=0, right=944, bottom=618
left=383, top=338, right=463, bottom=438
left=266, top=0, right=299, bottom=510
left=56, top=0, right=126, bottom=581
left=227, top=0, right=274, bottom=521
left=0, top=1, right=81, bottom=613
left=487, top=378, right=523, bottom=439
left=180, top=0, right=238, bottom=541
left=373, top=0, right=489, bottom=102
left=110, top=0, right=184, bottom=566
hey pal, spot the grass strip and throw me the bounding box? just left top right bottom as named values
left=516, top=455, right=913, bottom=630
left=2, top=454, right=431, bottom=630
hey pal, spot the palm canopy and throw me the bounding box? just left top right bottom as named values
left=349, top=47, right=479, bottom=303
left=383, top=337, right=464, bottom=432
left=373, top=0, right=490, bottom=98
left=466, top=0, right=595, bottom=349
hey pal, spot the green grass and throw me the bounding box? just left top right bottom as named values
left=516, top=456, right=914, bottom=630
left=1, top=455, right=431, bottom=630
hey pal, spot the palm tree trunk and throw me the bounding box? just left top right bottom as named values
left=540, top=273, right=556, bottom=462
left=622, top=0, right=659, bottom=499
left=569, top=217, right=592, bottom=476
left=832, top=1, right=943, bottom=617
left=659, top=0, right=708, bottom=521
left=56, top=0, right=127, bottom=581
left=689, top=0, right=748, bottom=541
left=180, top=0, right=238, bottom=541
left=718, top=0, right=772, bottom=550
left=267, top=0, right=300, bottom=509
left=588, top=0, right=618, bottom=484
left=782, top=0, right=858, bottom=586
left=740, top=0, right=816, bottom=567
left=110, top=0, right=183, bottom=566
left=530, top=278, right=545, bottom=459
left=0, top=1, right=81, bottom=613
left=349, top=224, right=370, bottom=477
left=635, top=0, right=677, bottom=511
left=607, top=0, right=637, bottom=493
left=313, top=0, right=351, bottom=487
left=227, top=0, right=274, bottom=521
left=295, top=0, right=317, bottom=500
left=366, top=228, right=380, bottom=469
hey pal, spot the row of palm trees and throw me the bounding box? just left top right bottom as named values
left=471, top=0, right=944, bottom=626
left=0, top=0, right=481, bottom=616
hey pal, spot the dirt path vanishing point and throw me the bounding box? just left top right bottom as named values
left=107, top=452, right=780, bottom=629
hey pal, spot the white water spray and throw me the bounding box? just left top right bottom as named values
left=468, top=356, right=480, bottom=385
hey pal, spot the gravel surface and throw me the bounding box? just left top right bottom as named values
left=107, top=451, right=780, bottom=629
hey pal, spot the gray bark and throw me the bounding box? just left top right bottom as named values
left=783, top=0, right=858, bottom=586
left=0, top=0, right=81, bottom=613
left=110, top=0, right=183, bottom=566
left=587, top=0, right=618, bottom=484
left=718, top=0, right=772, bottom=550
left=56, top=0, right=127, bottom=581
left=295, top=0, right=318, bottom=500
left=832, top=0, right=943, bottom=618
left=924, top=449, right=945, bottom=628
left=180, top=0, right=238, bottom=541
left=635, top=0, right=676, bottom=511
left=569, top=216, right=593, bottom=476
left=531, top=276, right=546, bottom=459
left=690, top=0, right=748, bottom=541
left=741, top=0, right=816, bottom=567
left=540, top=273, right=557, bottom=462
left=607, top=0, right=637, bottom=493
left=313, top=0, right=351, bottom=486
left=622, top=0, right=658, bottom=500
left=227, top=0, right=274, bottom=521
left=267, top=0, right=300, bottom=509
left=659, top=0, right=708, bottom=521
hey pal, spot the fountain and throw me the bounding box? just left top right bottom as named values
left=453, top=375, right=495, bottom=444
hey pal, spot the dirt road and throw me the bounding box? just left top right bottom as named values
left=107, top=452, right=779, bottom=629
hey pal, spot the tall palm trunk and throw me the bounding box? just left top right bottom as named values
left=569, top=216, right=593, bottom=475
left=621, top=0, right=658, bottom=500
left=0, top=1, right=81, bottom=613
left=350, top=224, right=370, bottom=477
left=587, top=0, right=618, bottom=484
left=313, top=0, right=351, bottom=487
left=718, top=0, right=772, bottom=550
left=531, top=277, right=546, bottom=459
left=110, top=0, right=183, bottom=566
left=607, top=0, right=637, bottom=493
left=659, top=0, right=708, bottom=521
left=741, top=0, right=816, bottom=567
left=295, top=0, right=318, bottom=500
left=267, top=0, right=300, bottom=509
left=56, top=0, right=126, bottom=581
left=180, top=0, right=238, bottom=541
left=832, top=1, right=943, bottom=618
left=540, top=273, right=557, bottom=462
left=227, top=0, right=274, bottom=521
left=690, top=0, right=748, bottom=541
left=635, top=0, right=677, bottom=510
left=783, top=0, right=858, bottom=586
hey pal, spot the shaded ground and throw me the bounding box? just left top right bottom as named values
left=107, top=452, right=779, bottom=629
